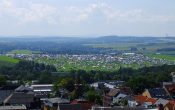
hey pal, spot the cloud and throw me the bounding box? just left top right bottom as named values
left=0, top=0, right=174, bottom=26
left=0, top=0, right=59, bottom=24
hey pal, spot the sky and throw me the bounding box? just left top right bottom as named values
left=0, top=0, right=175, bottom=37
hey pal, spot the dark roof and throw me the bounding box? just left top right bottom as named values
left=106, top=87, right=133, bottom=97
left=44, top=98, right=70, bottom=107
left=148, top=88, right=169, bottom=99
left=15, top=85, right=33, bottom=92
left=58, top=104, right=81, bottom=110
left=0, top=85, right=18, bottom=103
left=119, top=87, right=133, bottom=95
left=0, top=90, right=13, bottom=103
left=4, top=92, right=34, bottom=104
left=107, top=88, right=120, bottom=97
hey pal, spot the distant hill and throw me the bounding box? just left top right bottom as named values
left=90, top=36, right=162, bottom=43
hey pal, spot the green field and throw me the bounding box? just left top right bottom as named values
left=0, top=56, right=20, bottom=67
left=8, top=50, right=41, bottom=54
left=84, top=43, right=140, bottom=51
left=147, top=54, right=175, bottom=61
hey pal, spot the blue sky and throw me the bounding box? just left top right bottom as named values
left=0, top=0, right=175, bottom=37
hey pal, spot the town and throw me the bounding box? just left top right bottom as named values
left=4, top=53, right=175, bottom=71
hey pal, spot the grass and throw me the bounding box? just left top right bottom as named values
left=147, top=54, right=175, bottom=61
left=0, top=56, right=20, bottom=63
left=8, top=50, right=41, bottom=54
left=0, top=56, right=20, bottom=67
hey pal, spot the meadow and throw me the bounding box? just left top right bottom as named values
left=0, top=56, right=20, bottom=67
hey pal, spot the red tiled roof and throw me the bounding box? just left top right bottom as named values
left=134, top=95, right=147, bottom=104
left=146, top=98, right=157, bottom=104
left=134, top=95, right=157, bottom=105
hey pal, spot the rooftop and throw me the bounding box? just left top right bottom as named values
left=134, top=95, right=157, bottom=105
left=0, top=105, right=26, bottom=110
left=148, top=88, right=169, bottom=99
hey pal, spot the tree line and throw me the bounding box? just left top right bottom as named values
left=0, top=59, right=174, bottom=95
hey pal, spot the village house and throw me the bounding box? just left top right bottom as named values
left=103, top=87, right=133, bottom=106
left=134, top=95, right=157, bottom=108
left=0, top=85, right=19, bottom=105
left=43, top=98, right=93, bottom=110
left=154, top=98, right=169, bottom=110
left=142, top=88, right=170, bottom=99
left=29, top=84, right=53, bottom=99
left=163, top=83, right=175, bottom=99
left=164, top=100, right=175, bottom=110
left=43, top=97, right=70, bottom=110
left=3, top=85, right=40, bottom=109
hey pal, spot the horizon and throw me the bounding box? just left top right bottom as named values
left=0, top=0, right=175, bottom=37
left=0, top=35, right=175, bottom=39
left=0, top=35, right=175, bottom=38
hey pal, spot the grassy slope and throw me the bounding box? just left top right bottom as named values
left=0, top=56, right=20, bottom=67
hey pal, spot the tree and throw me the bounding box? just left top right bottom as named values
left=85, top=89, right=102, bottom=104
left=38, top=72, right=52, bottom=84
left=53, top=77, right=74, bottom=95
left=0, top=75, right=6, bottom=86
left=86, top=90, right=96, bottom=102
left=127, top=76, right=150, bottom=94
left=58, top=78, right=74, bottom=92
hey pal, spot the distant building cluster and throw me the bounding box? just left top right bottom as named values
left=3, top=53, right=175, bottom=71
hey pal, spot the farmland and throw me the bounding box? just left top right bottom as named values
left=84, top=43, right=139, bottom=51
left=86, top=42, right=175, bottom=55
